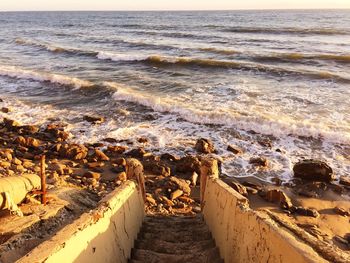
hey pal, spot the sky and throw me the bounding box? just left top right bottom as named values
left=1, top=0, right=350, bottom=11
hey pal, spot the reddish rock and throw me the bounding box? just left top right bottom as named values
left=94, top=149, right=110, bottom=161
left=293, top=160, right=334, bottom=182
left=227, top=145, right=242, bottom=154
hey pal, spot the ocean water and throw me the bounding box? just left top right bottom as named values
left=0, top=10, right=349, bottom=181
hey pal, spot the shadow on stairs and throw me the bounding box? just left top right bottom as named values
left=128, top=214, right=224, bottom=263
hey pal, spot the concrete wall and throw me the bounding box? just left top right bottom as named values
left=202, top=178, right=327, bottom=263
left=18, top=181, right=145, bottom=263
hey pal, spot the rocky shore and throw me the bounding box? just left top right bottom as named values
left=0, top=108, right=349, bottom=259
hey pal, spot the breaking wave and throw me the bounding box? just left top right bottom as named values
left=0, top=65, right=93, bottom=89
left=106, top=81, right=350, bottom=144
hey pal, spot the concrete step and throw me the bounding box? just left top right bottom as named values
left=141, top=221, right=209, bottom=233
left=139, top=228, right=212, bottom=243
left=130, top=247, right=223, bottom=263
left=134, top=238, right=216, bottom=254
left=128, top=215, right=224, bottom=263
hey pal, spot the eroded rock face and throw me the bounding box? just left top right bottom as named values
left=195, top=138, right=216, bottom=154
left=293, top=159, right=335, bottom=182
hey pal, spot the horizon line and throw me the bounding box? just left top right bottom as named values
left=1, top=8, right=350, bottom=12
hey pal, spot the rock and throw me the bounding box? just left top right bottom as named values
left=83, top=115, right=105, bottom=124
left=227, top=145, right=242, bottom=154
left=339, top=176, right=350, bottom=187
left=51, top=163, right=66, bottom=175
left=59, top=144, right=88, bottom=160
left=291, top=206, right=320, bottom=218
left=195, top=138, right=216, bottom=154
left=3, top=118, right=21, bottom=129
left=26, top=137, right=40, bottom=148
left=14, top=136, right=27, bottom=146
left=0, top=161, right=11, bottom=169
left=116, top=172, right=127, bottom=182
left=293, top=160, right=334, bottom=182
left=261, top=189, right=293, bottom=210
left=87, top=162, right=105, bottom=169
left=137, top=137, right=149, bottom=144
left=176, top=155, right=201, bottom=174
left=126, top=148, right=146, bottom=158
left=160, top=153, right=179, bottom=162
left=19, top=125, right=39, bottom=134
left=257, top=139, right=272, bottom=148
left=106, top=145, right=128, bottom=154
left=334, top=207, right=350, bottom=217
left=86, top=178, right=98, bottom=186
left=12, top=158, right=22, bottom=165
left=94, top=149, right=110, bottom=161
left=83, top=171, right=101, bottom=180
left=115, top=158, right=127, bottom=166
left=249, top=157, right=268, bottom=167
left=230, top=182, right=248, bottom=197
left=178, top=196, right=194, bottom=204
left=22, top=160, right=34, bottom=169
left=151, top=164, right=171, bottom=177
left=170, top=189, right=184, bottom=200
left=334, top=235, right=349, bottom=245
left=169, top=177, right=191, bottom=195
left=1, top=107, right=11, bottom=113
left=297, top=182, right=327, bottom=198
left=146, top=194, right=157, bottom=206
left=103, top=138, right=118, bottom=143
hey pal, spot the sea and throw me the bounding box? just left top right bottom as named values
left=0, top=10, right=349, bottom=181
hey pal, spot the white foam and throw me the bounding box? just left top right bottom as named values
left=97, top=51, right=149, bottom=62
left=0, top=65, right=93, bottom=89
left=107, top=81, right=350, bottom=145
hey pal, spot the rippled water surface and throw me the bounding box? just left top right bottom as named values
left=0, top=10, right=349, bottom=180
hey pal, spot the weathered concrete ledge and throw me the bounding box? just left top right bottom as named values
left=202, top=177, right=327, bottom=263
left=18, top=180, right=145, bottom=263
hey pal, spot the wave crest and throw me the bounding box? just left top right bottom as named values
left=0, top=65, right=93, bottom=89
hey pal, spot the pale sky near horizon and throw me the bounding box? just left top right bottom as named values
left=0, top=0, right=350, bottom=11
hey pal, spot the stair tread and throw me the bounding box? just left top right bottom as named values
left=129, top=215, right=224, bottom=263
left=131, top=247, right=221, bottom=263
left=135, top=238, right=216, bottom=254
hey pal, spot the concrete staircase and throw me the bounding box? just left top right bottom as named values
left=129, top=215, right=224, bottom=263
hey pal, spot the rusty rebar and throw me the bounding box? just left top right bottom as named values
left=40, top=155, right=47, bottom=205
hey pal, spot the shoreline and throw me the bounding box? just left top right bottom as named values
left=0, top=107, right=349, bottom=259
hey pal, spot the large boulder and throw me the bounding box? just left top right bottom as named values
left=293, top=159, right=335, bottom=182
